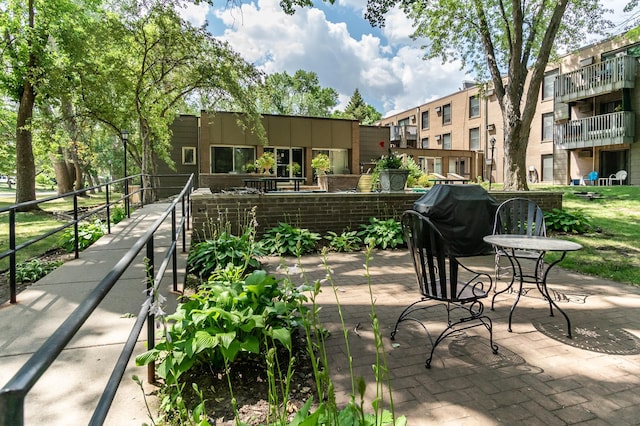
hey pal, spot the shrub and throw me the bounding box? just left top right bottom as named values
left=544, top=208, right=592, bottom=234
left=324, top=229, right=362, bottom=252
left=110, top=205, right=127, bottom=224
left=135, top=270, right=307, bottom=384
left=16, top=259, right=63, bottom=283
left=261, top=222, right=321, bottom=256
left=358, top=217, right=405, bottom=249
left=187, top=231, right=264, bottom=280
left=416, top=174, right=434, bottom=187
left=58, top=219, right=108, bottom=252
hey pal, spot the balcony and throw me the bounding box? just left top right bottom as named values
left=554, top=111, right=635, bottom=149
left=390, top=125, right=418, bottom=148
left=555, top=55, right=637, bottom=103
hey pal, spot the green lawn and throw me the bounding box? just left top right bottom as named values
left=0, top=191, right=122, bottom=270
left=532, top=184, right=640, bottom=286
left=2, top=184, right=640, bottom=287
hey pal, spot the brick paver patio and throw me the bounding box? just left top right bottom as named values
left=265, top=250, right=640, bottom=425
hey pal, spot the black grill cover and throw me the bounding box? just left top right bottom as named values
left=412, top=185, right=499, bottom=256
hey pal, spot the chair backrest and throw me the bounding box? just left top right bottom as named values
left=493, top=198, right=546, bottom=238
left=588, top=170, right=598, bottom=181
left=402, top=210, right=461, bottom=301
left=617, top=170, right=627, bottom=181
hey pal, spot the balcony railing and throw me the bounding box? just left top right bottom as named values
left=555, top=55, right=637, bottom=103
left=554, top=111, right=635, bottom=149
left=390, top=124, right=418, bottom=148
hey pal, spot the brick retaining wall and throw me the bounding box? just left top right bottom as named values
left=190, top=189, right=562, bottom=242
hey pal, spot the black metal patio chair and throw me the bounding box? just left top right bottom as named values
left=491, top=197, right=547, bottom=308
left=392, top=210, right=498, bottom=368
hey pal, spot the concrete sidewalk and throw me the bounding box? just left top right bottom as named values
left=264, top=250, right=640, bottom=425
left=0, top=202, right=189, bottom=425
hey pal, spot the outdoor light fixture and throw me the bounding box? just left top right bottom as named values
left=121, top=129, right=129, bottom=179
left=489, top=137, right=496, bottom=190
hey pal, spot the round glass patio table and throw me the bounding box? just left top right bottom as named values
left=483, top=235, right=582, bottom=338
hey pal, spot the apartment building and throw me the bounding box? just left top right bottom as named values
left=378, top=34, right=640, bottom=186
left=378, top=82, right=498, bottom=183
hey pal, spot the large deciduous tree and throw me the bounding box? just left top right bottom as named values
left=258, top=70, right=339, bottom=117
left=81, top=1, right=265, bottom=202
left=281, top=0, right=611, bottom=189
left=364, top=0, right=611, bottom=190
left=0, top=0, right=101, bottom=207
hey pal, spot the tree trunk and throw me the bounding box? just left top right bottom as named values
left=139, top=118, right=156, bottom=203
left=15, top=80, right=37, bottom=209
left=501, top=95, right=530, bottom=190
left=51, top=150, right=74, bottom=194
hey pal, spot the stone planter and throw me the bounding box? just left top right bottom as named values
left=317, top=174, right=361, bottom=192
left=379, top=169, right=409, bottom=192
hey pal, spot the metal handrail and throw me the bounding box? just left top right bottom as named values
left=0, top=174, right=194, bottom=425
left=0, top=174, right=188, bottom=304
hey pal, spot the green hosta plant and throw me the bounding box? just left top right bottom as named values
left=16, top=259, right=63, bottom=283
left=324, top=230, right=362, bottom=252
left=544, top=208, right=592, bottom=234
left=187, top=231, right=264, bottom=280
left=358, top=217, right=405, bottom=249
left=58, top=219, right=108, bottom=252
left=135, top=269, right=308, bottom=386
left=261, top=222, right=321, bottom=256
left=110, top=205, right=127, bottom=224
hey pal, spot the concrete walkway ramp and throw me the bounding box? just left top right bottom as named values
left=0, top=202, right=189, bottom=425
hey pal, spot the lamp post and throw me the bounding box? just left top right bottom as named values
left=121, top=129, right=129, bottom=216
left=489, top=137, right=496, bottom=190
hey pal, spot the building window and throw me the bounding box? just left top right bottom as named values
left=182, top=147, right=196, bottom=165
left=418, top=156, right=442, bottom=174
left=542, top=70, right=558, bottom=100
left=469, top=96, right=480, bottom=118
left=398, top=117, right=410, bottom=127
left=541, top=154, right=553, bottom=182
left=449, top=157, right=468, bottom=175
left=442, top=133, right=452, bottom=149
left=421, top=137, right=429, bottom=149
left=311, top=149, right=349, bottom=174
left=469, top=128, right=480, bottom=151
left=542, top=113, right=554, bottom=141
left=421, top=111, right=429, bottom=129
left=442, top=104, right=451, bottom=125
left=265, top=147, right=305, bottom=177
left=210, top=146, right=255, bottom=173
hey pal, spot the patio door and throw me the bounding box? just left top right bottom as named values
left=600, top=149, right=628, bottom=179
left=265, top=147, right=304, bottom=177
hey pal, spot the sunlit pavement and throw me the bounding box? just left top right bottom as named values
left=264, top=251, right=640, bottom=425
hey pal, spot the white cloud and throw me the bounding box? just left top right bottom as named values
left=177, top=2, right=210, bottom=27
left=211, top=0, right=467, bottom=116
left=183, top=0, right=634, bottom=117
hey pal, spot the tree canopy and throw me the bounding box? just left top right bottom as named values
left=0, top=0, right=265, bottom=204
left=363, top=0, right=612, bottom=189
left=257, top=70, right=339, bottom=117
left=333, top=88, right=382, bottom=125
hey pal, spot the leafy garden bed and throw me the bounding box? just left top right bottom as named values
left=136, top=215, right=408, bottom=425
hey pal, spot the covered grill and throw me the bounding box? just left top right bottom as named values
left=412, top=185, right=499, bottom=256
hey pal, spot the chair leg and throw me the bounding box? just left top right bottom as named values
left=421, top=301, right=498, bottom=368
left=492, top=254, right=516, bottom=310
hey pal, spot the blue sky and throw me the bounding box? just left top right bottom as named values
left=180, top=0, right=636, bottom=117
